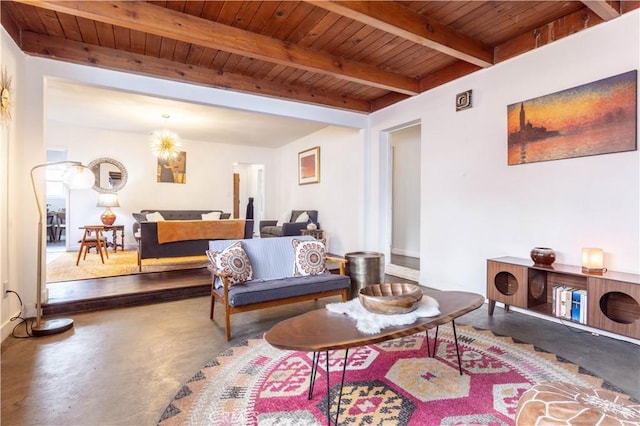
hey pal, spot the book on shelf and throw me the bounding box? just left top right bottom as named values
left=552, top=286, right=587, bottom=324
left=554, top=286, right=572, bottom=319
left=552, top=285, right=564, bottom=317
left=571, top=290, right=581, bottom=322
left=561, top=287, right=575, bottom=319
left=576, top=289, right=587, bottom=324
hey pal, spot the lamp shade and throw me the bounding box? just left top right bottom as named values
left=62, top=164, right=94, bottom=189
left=96, top=193, right=120, bottom=208
left=581, top=247, right=605, bottom=274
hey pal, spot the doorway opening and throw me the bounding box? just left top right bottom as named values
left=233, top=163, right=265, bottom=237
left=386, top=123, right=421, bottom=280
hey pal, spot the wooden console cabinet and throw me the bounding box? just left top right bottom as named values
left=487, top=257, right=640, bottom=340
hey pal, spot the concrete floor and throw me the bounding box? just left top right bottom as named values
left=2, top=294, right=639, bottom=425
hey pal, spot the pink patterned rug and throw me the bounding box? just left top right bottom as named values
left=159, top=324, right=622, bottom=425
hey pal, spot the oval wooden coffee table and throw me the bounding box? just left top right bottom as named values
left=265, top=290, right=484, bottom=425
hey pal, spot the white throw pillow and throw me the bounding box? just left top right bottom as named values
left=276, top=211, right=291, bottom=226
left=292, top=238, right=327, bottom=276
left=145, top=211, right=165, bottom=222
left=295, top=211, right=309, bottom=223
left=202, top=211, right=221, bottom=220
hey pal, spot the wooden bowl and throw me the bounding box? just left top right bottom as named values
left=359, top=283, right=423, bottom=315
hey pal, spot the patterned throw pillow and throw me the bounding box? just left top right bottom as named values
left=206, top=241, right=253, bottom=286
left=292, top=238, right=327, bottom=276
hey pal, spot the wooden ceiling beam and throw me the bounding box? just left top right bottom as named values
left=16, top=0, right=420, bottom=96
left=20, top=31, right=372, bottom=112
left=369, top=92, right=410, bottom=112
left=581, top=1, right=621, bottom=20
left=307, top=0, right=494, bottom=68
left=420, top=61, right=481, bottom=93
left=494, top=7, right=604, bottom=63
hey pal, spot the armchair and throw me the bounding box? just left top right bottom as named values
left=259, top=210, right=319, bottom=238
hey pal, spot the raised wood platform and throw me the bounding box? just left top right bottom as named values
left=43, top=268, right=211, bottom=316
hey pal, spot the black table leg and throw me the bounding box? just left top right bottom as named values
left=308, top=351, right=320, bottom=400
left=426, top=322, right=463, bottom=374
left=309, top=349, right=349, bottom=426
left=426, top=326, right=439, bottom=357
left=332, top=349, right=349, bottom=425
left=326, top=351, right=330, bottom=426
left=318, top=349, right=349, bottom=426
left=451, top=320, right=463, bottom=375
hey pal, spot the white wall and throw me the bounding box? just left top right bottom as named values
left=273, top=126, right=365, bottom=255
left=369, top=11, right=640, bottom=299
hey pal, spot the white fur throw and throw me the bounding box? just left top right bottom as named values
left=326, top=296, right=440, bottom=334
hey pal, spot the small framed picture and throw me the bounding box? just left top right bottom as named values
left=298, top=146, right=320, bottom=185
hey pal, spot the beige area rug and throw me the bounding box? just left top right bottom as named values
left=46, top=249, right=209, bottom=282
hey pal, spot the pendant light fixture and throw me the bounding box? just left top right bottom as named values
left=150, top=129, right=182, bottom=160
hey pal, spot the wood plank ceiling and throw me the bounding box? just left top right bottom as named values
left=2, top=1, right=638, bottom=112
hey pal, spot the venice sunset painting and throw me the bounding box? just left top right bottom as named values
left=507, top=70, right=636, bottom=165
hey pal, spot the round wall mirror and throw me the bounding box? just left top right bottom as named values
left=88, top=157, right=128, bottom=193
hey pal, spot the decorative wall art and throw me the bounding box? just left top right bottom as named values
left=0, top=66, right=12, bottom=125
left=456, top=90, right=473, bottom=111
left=157, top=151, right=186, bottom=183
left=507, top=70, right=637, bottom=165
left=298, top=146, right=320, bottom=185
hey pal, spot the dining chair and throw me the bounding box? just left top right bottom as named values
left=55, top=210, right=66, bottom=241
left=46, top=211, right=58, bottom=242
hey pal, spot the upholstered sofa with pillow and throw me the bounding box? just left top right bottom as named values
left=207, top=236, right=349, bottom=340
left=259, top=210, right=319, bottom=238
left=133, top=209, right=252, bottom=270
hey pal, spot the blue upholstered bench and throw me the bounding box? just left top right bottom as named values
left=208, top=236, right=350, bottom=341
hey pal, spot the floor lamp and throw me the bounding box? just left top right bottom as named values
left=30, top=161, right=94, bottom=336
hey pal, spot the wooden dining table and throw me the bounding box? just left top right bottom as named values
left=264, top=289, right=485, bottom=425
